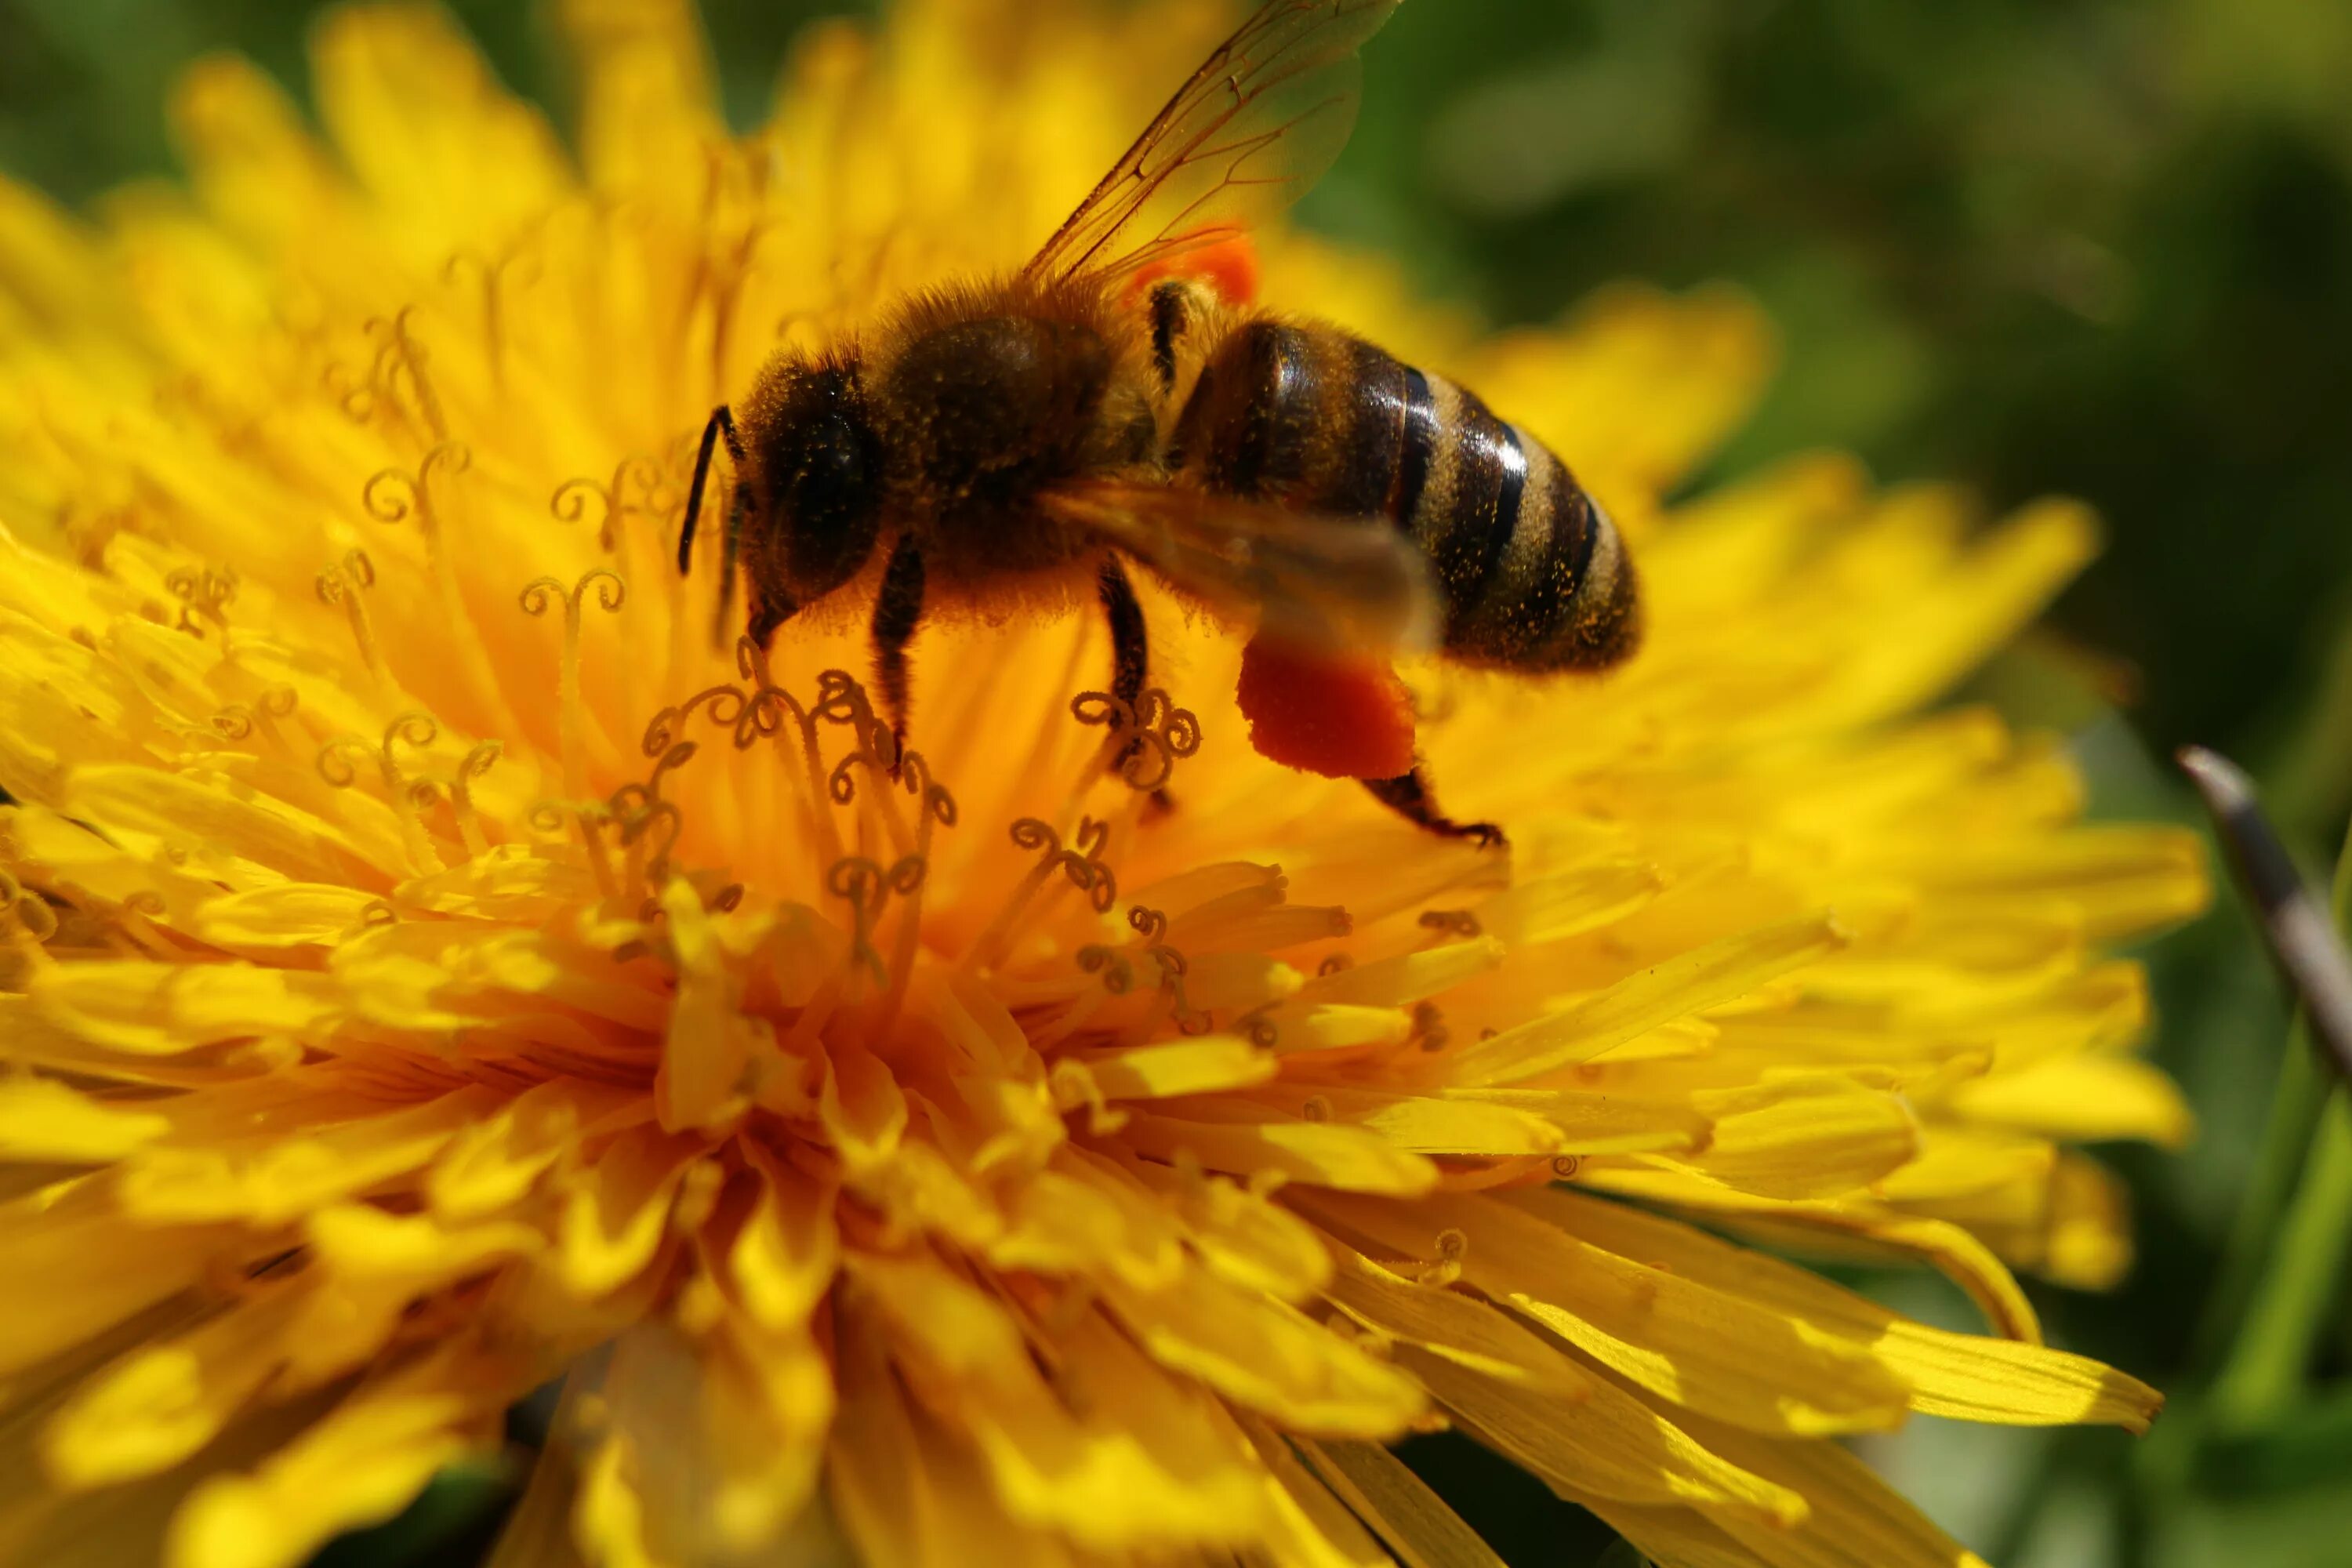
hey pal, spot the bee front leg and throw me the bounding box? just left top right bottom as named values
left=747, top=577, right=799, bottom=652
left=1361, top=768, right=1505, bottom=850
left=870, top=535, right=927, bottom=764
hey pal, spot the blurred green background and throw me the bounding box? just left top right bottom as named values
left=5, top=0, right=2351, bottom=1563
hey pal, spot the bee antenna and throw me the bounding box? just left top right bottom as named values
left=679, top=406, right=744, bottom=575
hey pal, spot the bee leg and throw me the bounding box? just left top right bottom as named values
left=870, top=535, right=927, bottom=768
left=747, top=579, right=799, bottom=652
left=1098, top=556, right=1175, bottom=814
left=1361, top=768, right=1506, bottom=849
left=710, top=477, right=751, bottom=645
left=1098, top=557, right=1148, bottom=709
left=677, top=405, right=744, bottom=576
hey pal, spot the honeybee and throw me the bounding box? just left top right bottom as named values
left=677, top=0, right=1639, bottom=842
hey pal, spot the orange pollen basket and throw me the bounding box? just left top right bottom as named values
left=1235, top=632, right=1419, bottom=779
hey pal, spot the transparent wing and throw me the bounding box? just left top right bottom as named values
left=1044, top=479, right=1439, bottom=655
left=1025, top=0, right=1404, bottom=285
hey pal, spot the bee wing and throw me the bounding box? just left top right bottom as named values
left=1024, top=0, right=1404, bottom=287
left=1044, top=480, right=1439, bottom=656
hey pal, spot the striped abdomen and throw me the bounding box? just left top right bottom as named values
left=1168, top=318, right=1638, bottom=673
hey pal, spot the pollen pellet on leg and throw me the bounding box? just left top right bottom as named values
left=1234, top=633, right=1419, bottom=782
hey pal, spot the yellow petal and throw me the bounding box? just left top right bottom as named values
left=1319, top=1243, right=1592, bottom=1401
left=33, top=962, right=343, bottom=1055
left=1947, top=1054, right=2193, bottom=1149
left=427, top=1078, right=644, bottom=1219
left=1075, top=1035, right=1278, bottom=1102
left=43, top=1288, right=298, bottom=1487
left=1447, top=1087, right=1711, bottom=1156
left=1305, top=1190, right=1912, bottom=1437
left=165, top=1339, right=526, bottom=1568
left=1399, top=1344, right=1805, bottom=1526
left=1667, top=1406, right=1995, bottom=1568
left=0, top=1187, right=227, bottom=1375
left=118, top=1087, right=504, bottom=1225
left=1121, top=1109, right=1439, bottom=1195
left=1103, top=1268, right=1426, bottom=1439
left=1509, top=1185, right=2160, bottom=1432
left=1451, top=914, right=1850, bottom=1086
left=0, top=1078, right=169, bottom=1162
left=1671, top=1074, right=1919, bottom=1198
left=1249, top=1083, right=1566, bottom=1158
left=1119, top=1149, right=1332, bottom=1299
left=1293, top=1439, right=1510, bottom=1568
left=723, top=1149, right=839, bottom=1330
left=1580, top=1160, right=2045, bottom=1342
left=1229, top=1410, right=1402, bottom=1568
left=191, top=884, right=386, bottom=949
left=1300, top=938, right=1505, bottom=1008
left=556, top=1125, right=706, bottom=1296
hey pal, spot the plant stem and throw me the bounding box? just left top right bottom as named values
left=2208, top=1087, right=2352, bottom=1426
left=2189, top=1025, right=2325, bottom=1372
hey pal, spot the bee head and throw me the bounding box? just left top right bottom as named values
left=743, top=351, right=885, bottom=601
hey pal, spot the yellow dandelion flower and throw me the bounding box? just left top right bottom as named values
left=0, top=2, right=2209, bottom=1567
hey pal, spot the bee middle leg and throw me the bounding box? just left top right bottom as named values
left=1098, top=555, right=1177, bottom=815
left=1098, top=556, right=1147, bottom=711
left=1362, top=768, right=1505, bottom=849
left=870, top=535, right=927, bottom=755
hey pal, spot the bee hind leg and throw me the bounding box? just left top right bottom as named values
left=870, top=535, right=927, bottom=768
left=1361, top=768, right=1506, bottom=850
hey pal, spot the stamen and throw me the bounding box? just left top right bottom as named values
left=316, top=711, right=448, bottom=875
left=249, top=686, right=299, bottom=753
left=552, top=456, right=664, bottom=554
left=520, top=569, right=628, bottom=800
left=1408, top=1228, right=1469, bottom=1288
left=688, top=145, right=775, bottom=405
left=321, top=355, right=378, bottom=426
left=617, top=799, right=683, bottom=900
left=1075, top=945, right=1135, bottom=994
left=1070, top=687, right=1202, bottom=792
left=365, top=443, right=469, bottom=556
left=314, top=550, right=382, bottom=681
left=1418, top=909, right=1483, bottom=939
left=1149, top=944, right=1213, bottom=1036
left=164, top=564, right=238, bottom=637
left=961, top=818, right=1068, bottom=974
left=826, top=854, right=925, bottom=991
left=365, top=306, right=449, bottom=445
left=442, top=245, right=542, bottom=392
left=0, top=870, right=60, bottom=946
left=810, top=670, right=924, bottom=862
left=449, top=741, right=502, bottom=861
left=735, top=644, right=843, bottom=869
left=1047, top=1060, right=1129, bottom=1137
